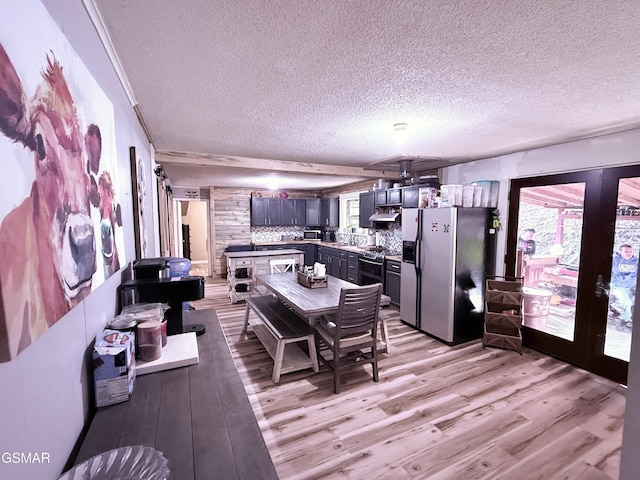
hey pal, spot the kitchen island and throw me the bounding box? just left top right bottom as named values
left=226, top=249, right=305, bottom=303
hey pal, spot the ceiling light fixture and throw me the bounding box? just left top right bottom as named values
left=266, top=177, right=278, bottom=190
left=393, top=122, right=408, bottom=132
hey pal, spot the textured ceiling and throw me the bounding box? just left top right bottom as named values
left=91, top=0, right=640, bottom=190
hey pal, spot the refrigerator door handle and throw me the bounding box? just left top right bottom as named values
left=415, top=209, right=423, bottom=329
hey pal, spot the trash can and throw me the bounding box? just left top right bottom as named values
left=58, top=445, right=170, bottom=480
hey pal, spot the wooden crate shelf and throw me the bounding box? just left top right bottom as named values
left=484, top=278, right=523, bottom=354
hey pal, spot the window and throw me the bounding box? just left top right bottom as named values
left=340, top=192, right=366, bottom=233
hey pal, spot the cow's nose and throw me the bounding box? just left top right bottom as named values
left=100, top=218, right=114, bottom=258
left=68, top=213, right=96, bottom=280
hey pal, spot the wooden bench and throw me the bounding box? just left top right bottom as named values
left=241, top=295, right=320, bottom=383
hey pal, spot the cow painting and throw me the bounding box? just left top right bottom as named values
left=0, top=44, right=102, bottom=361
left=95, top=171, right=123, bottom=278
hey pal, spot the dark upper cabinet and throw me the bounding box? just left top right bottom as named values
left=387, top=188, right=402, bottom=205
left=402, top=186, right=420, bottom=208
left=251, top=198, right=282, bottom=226
left=281, top=199, right=306, bottom=226
left=305, top=198, right=321, bottom=226
left=321, top=198, right=339, bottom=227
left=251, top=197, right=268, bottom=226
left=374, top=190, right=387, bottom=206
left=359, top=191, right=375, bottom=229
left=375, top=187, right=402, bottom=206
left=252, top=196, right=337, bottom=227
left=306, top=198, right=339, bottom=227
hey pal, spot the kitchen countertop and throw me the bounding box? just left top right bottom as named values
left=225, top=248, right=305, bottom=258
left=252, top=240, right=402, bottom=262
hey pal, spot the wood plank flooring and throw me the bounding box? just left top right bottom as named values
left=191, top=277, right=625, bottom=480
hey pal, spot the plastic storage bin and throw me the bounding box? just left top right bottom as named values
left=473, top=180, right=500, bottom=207
left=166, top=257, right=191, bottom=277
left=440, top=184, right=463, bottom=206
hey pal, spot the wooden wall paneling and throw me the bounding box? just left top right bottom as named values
left=212, top=187, right=252, bottom=275
left=209, top=186, right=216, bottom=276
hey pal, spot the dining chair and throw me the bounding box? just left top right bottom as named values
left=314, top=283, right=383, bottom=394
left=247, top=256, right=296, bottom=316
left=269, top=258, right=297, bottom=274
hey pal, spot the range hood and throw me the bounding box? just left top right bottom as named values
left=369, top=212, right=400, bottom=222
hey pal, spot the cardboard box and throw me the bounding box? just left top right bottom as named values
left=93, top=329, right=136, bottom=408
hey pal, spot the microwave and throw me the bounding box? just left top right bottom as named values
left=303, top=230, right=322, bottom=240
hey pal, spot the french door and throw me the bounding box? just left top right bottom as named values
left=506, top=165, right=640, bottom=384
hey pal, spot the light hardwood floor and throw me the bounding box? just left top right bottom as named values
left=191, top=277, right=625, bottom=480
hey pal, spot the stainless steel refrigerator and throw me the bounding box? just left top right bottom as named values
left=400, top=207, right=496, bottom=345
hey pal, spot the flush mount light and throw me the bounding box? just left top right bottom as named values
left=266, top=177, right=278, bottom=190
left=393, top=122, right=408, bottom=131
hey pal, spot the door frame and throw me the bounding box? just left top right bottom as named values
left=505, top=166, right=640, bottom=384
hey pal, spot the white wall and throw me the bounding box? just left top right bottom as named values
left=441, top=127, right=640, bottom=479
left=182, top=200, right=209, bottom=262
left=442, top=128, right=640, bottom=276
left=0, top=1, right=155, bottom=479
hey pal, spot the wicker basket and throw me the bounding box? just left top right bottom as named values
left=297, top=271, right=328, bottom=288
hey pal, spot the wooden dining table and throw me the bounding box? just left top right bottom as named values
left=255, top=273, right=389, bottom=326
left=255, top=273, right=355, bottom=325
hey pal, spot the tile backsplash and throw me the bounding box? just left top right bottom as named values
left=251, top=224, right=402, bottom=255
left=251, top=226, right=305, bottom=242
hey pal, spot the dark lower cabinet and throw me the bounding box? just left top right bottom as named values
left=385, top=260, right=401, bottom=306
left=322, top=247, right=347, bottom=280
left=347, top=252, right=360, bottom=284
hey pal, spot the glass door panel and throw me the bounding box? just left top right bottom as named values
left=604, top=178, right=640, bottom=361
left=517, top=183, right=585, bottom=342
left=507, top=166, right=640, bottom=384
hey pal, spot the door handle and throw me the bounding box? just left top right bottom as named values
left=595, top=274, right=609, bottom=298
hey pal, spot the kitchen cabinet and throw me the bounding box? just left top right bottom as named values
left=374, top=190, right=387, bottom=206
left=375, top=188, right=402, bottom=206
left=321, top=198, right=339, bottom=227
left=385, top=259, right=401, bottom=306
left=306, top=198, right=321, bottom=226
left=226, top=249, right=304, bottom=303
left=359, top=191, right=375, bottom=229
left=347, top=252, right=360, bottom=284
left=289, top=243, right=316, bottom=266
left=321, top=246, right=347, bottom=280
left=387, top=188, right=402, bottom=205
left=252, top=197, right=337, bottom=227
left=402, top=186, right=420, bottom=208
left=255, top=243, right=316, bottom=265
left=251, top=197, right=282, bottom=226
left=306, top=198, right=339, bottom=227
left=281, top=198, right=306, bottom=226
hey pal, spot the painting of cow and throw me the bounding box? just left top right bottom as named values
left=0, top=38, right=123, bottom=361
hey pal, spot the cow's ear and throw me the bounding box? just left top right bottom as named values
left=89, top=175, right=100, bottom=207
left=0, top=44, right=31, bottom=144
left=115, top=204, right=122, bottom=227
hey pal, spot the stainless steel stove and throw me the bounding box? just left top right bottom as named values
left=359, top=246, right=386, bottom=259
left=358, top=248, right=386, bottom=284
